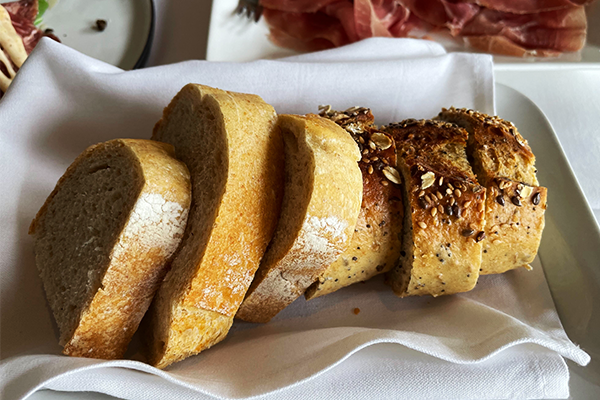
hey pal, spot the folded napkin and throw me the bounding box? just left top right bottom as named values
left=0, top=38, right=589, bottom=400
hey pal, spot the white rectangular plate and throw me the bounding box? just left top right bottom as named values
left=25, top=83, right=600, bottom=400
left=207, top=0, right=600, bottom=66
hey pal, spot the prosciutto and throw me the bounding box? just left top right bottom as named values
left=1, top=0, right=59, bottom=96
left=260, top=0, right=593, bottom=56
left=2, top=0, right=59, bottom=54
left=461, top=0, right=595, bottom=14
left=264, top=8, right=350, bottom=52
left=461, top=6, right=587, bottom=54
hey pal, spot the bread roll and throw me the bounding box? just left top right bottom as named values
left=147, top=84, right=284, bottom=368
left=236, top=114, right=363, bottom=323
left=305, top=107, right=403, bottom=300
left=383, top=120, right=486, bottom=297
left=437, top=108, right=547, bottom=274
left=29, top=139, right=191, bottom=359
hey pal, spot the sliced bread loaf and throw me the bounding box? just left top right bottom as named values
left=437, top=107, right=547, bottom=274
left=236, top=114, right=363, bottom=323
left=29, top=139, right=191, bottom=359
left=305, top=107, right=403, bottom=300
left=383, top=120, right=486, bottom=297
left=147, top=84, right=284, bottom=368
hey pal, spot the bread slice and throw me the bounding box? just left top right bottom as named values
left=383, top=120, right=486, bottom=297
left=29, top=139, right=191, bottom=359
left=437, top=108, right=547, bottom=274
left=236, top=114, right=363, bottom=323
left=147, top=84, right=284, bottom=368
left=305, top=107, right=403, bottom=300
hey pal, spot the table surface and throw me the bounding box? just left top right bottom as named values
left=26, top=1, right=600, bottom=399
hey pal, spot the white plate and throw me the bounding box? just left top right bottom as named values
left=24, top=83, right=600, bottom=400
left=206, top=0, right=600, bottom=66
left=1, top=0, right=154, bottom=70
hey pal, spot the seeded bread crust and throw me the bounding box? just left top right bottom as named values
left=384, top=120, right=485, bottom=297
left=437, top=108, right=547, bottom=274
left=236, top=114, right=363, bottom=323
left=147, top=84, right=284, bottom=368
left=305, top=107, right=403, bottom=300
left=29, top=139, right=191, bottom=359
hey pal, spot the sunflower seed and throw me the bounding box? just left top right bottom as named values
left=383, top=166, right=401, bottom=185
left=421, top=171, right=436, bottom=190
left=371, top=132, right=392, bottom=150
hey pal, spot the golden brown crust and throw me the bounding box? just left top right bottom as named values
left=478, top=179, right=547, bottom=274
left=437, top=108, right=547, bottom=274
left=305, top=107, right=403, bottom=300
left=32, top=139, right=191, bottom=360
left=236, top=114, right=363, bottom=323
left=384, top=120, right=485, bottom=297
left=437, top=107, right=538, bottom=186
left=148, top=84, right=284, bottom=367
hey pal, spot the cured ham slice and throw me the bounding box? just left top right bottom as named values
left=462, top=0, right=594, bottom=14
left=354, top=0, right=410, bottom=39
left=1, top=0, right=60, bottom=96
left=461, top=6, right=587, bottom=54
left=2, top=0, right=59, bottom=53
left=264, top=8, right=350, bottom=51
left=260, top=0, right=593, bottom=56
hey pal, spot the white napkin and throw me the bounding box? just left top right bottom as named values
left=0, top=38, right=589, bottom=400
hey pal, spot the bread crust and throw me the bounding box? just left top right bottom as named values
left=236, top=114, right=363, bottom=323
left=148, top=84, right=284, bottom=368
left=384, top=120, right=485, bottom=297
left=305, top=107, right=403, bottom=300
left=30, top=139, right=191, bottom=359
left=437, top=108, right=547, bottom=274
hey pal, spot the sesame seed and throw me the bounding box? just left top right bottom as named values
left=446, top=188, right=452, bottom=195
left=511, top=196, right=522, bottom=206
left=436, top=191, right=443, bottom=200
left=448, top=183, right=454, bottom=191
left=368, top=165, right=374, bottom=174
left=418, top=221, right=427, bottom=229
left=463, top=200, right=472, bottom=208
left=358, top=136, right=365, bottom=144
left=492, top=239, right=502, bottom=244
left=382, top=180, right=389, bottom=186
left=368, top=140, right=376, bottom=150
left=477, top=202, right=485, bottom=212
left=454, top=189, right=461, bottom=198
left=419, top=190, right=425, bottom=197
left=439, top=177, right=444, bottom=186
left=418, top=197, right=429, bottom=209
left=532, top=192, right=541, bottom=205
left=431, top=207, right=437, bottom=217
left=438, top=204, right=444, bottom=213
left=450, top=197, right=456, bottom=206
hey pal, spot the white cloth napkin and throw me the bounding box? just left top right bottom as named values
left=0, top=38, right=589, bottom=400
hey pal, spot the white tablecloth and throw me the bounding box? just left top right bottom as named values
left=18, top=1, right=600, bottom=398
